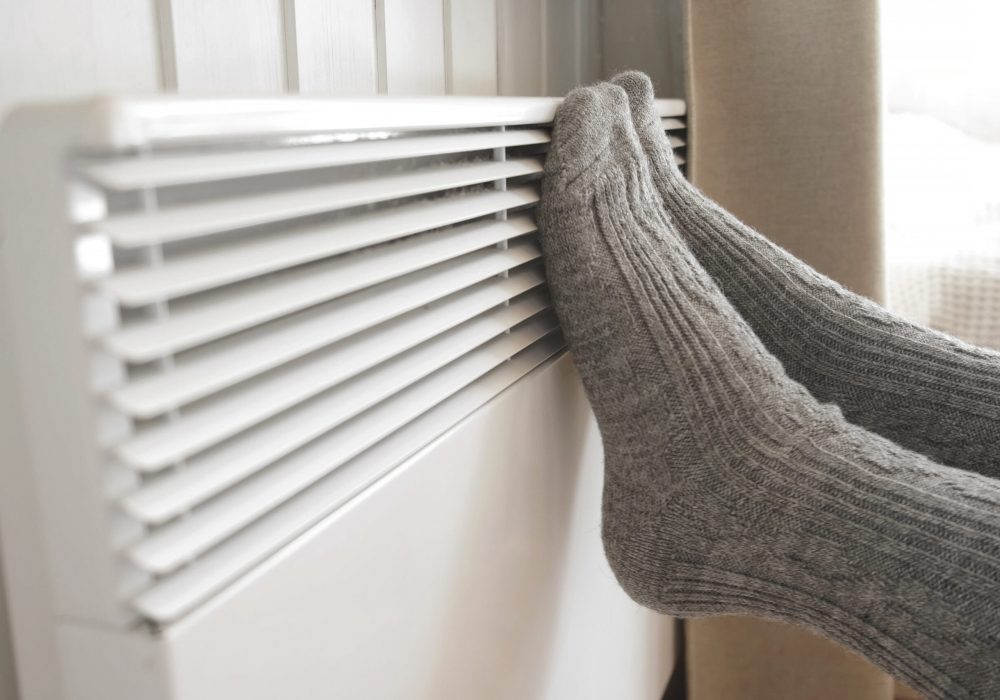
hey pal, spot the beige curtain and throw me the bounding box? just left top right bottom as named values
left=683, top=1, right=901, bottom=698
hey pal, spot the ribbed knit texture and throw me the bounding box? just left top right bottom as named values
left=540, top=83, right=1000, bottom=700
left=611, top=70, right=1000, bottom=481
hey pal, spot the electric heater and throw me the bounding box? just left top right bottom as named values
left=0, top=95, right=686, bottom=699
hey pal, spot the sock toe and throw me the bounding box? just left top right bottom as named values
left=545, top=83, right=644, bottom=192
left=545, top=86, right=611, bottom=188
left=611, top=71, right=683, bottom=179
left=610, top=70, right=659, bottom=130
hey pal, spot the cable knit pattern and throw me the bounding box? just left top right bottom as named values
left=611, top=70, right=1000, bottom=480
left=540, top=83, right=1000, bottom=700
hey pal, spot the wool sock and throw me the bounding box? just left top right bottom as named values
left=610, top=70, right=1000, bottom=481
left=540, top=83, right=1000, bottom=700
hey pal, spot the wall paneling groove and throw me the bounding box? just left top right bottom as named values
left=284, top=0, right=379, bottom=94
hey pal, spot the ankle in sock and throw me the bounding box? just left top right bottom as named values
left=610, top=70, right=1000, bottom=480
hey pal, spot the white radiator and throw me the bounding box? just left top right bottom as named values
left=0, top=95, right=686, bottom=700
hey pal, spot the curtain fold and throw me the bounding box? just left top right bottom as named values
left=683, top=1, right=894, bottom=698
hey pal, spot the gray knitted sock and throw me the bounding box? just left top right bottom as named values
left=610, top=71, right=1000, bottom=481
left=541, top=83, right=1000, bottom=700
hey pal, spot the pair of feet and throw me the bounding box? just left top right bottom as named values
left=539, top=73, right=1000, bottom=700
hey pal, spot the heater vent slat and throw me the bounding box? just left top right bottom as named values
left=102, top=185, right=540, bottom=306
left=99, top=157, right=544, bottom=248
left=110, top=267, right=547, bottom=418
left=84, top=129, right=552, bottom=190
left=116, top=292, right=551, bottom=472
left=120, top=289, right=552, bottom=524
left=104, top=222, right=540, bottom=363
left=130, top=330, right=566, bottom=625
left=128, top=318, right=561, bottom=576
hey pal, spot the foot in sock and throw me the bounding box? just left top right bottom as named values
left=610, top=70, right=1000, bottom=480
left=540, top=83, right=1000, bottom=700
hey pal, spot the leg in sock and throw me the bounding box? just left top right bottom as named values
left=541, top=83, right=1000, bottom=700
left=611, top=70, right=1000, bottom=480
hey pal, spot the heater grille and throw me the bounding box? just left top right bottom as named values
left=13, top=97, right=686, bottom=626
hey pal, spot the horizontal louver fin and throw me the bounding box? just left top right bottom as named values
left=99, top=157, right=543, bottom=248
left=104, top=96, right=682, bottom=145
left=661, top=117, right=685, bottom=130
left=117, top=296, right=553, bottom=473
left=128, top=318, right=561, bottom=575
left=668, top=135, right=685, bottom=148
left=104, top=220, right=540, bottom=362
left=102, top=186, right=539, bottom=306
left=109, top=267, right=545, bottom=418
left=84, top=129, right=551, bottom=190
left=121, top=291, right=552, bottom=523
left=130, top=332, right=565, bottom=623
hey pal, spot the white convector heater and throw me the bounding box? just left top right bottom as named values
left=0, top=95, right=686, bottom=700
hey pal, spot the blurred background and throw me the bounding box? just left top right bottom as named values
left=882, top=0, right=1000, bottom=348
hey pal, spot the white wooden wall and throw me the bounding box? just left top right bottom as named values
left=0, top=0, right=614, bottom=120
left=600, top=0, right=686, bottom=98
left=0, top=0, right=687, bottom=120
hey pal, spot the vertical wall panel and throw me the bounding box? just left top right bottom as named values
left=497, top=0, right=544, bottom=96
left=445, top=0, right=498, bottom=95
left=162, top=0, right=287, bottom=93
left=664, top=0, right=686, bottom=97
left=0, top=0, right=159, bottom=118
left=286, top=0, right=378, bottom=95
left=577, top=0, right=602, bottom=86
left=545, top=0, right=579, bottom=96
left=380, top=0, right=446, bottom=95
left=599, top=0, right=684, bottom=96
left=546, top=0, right=605, bottom=95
